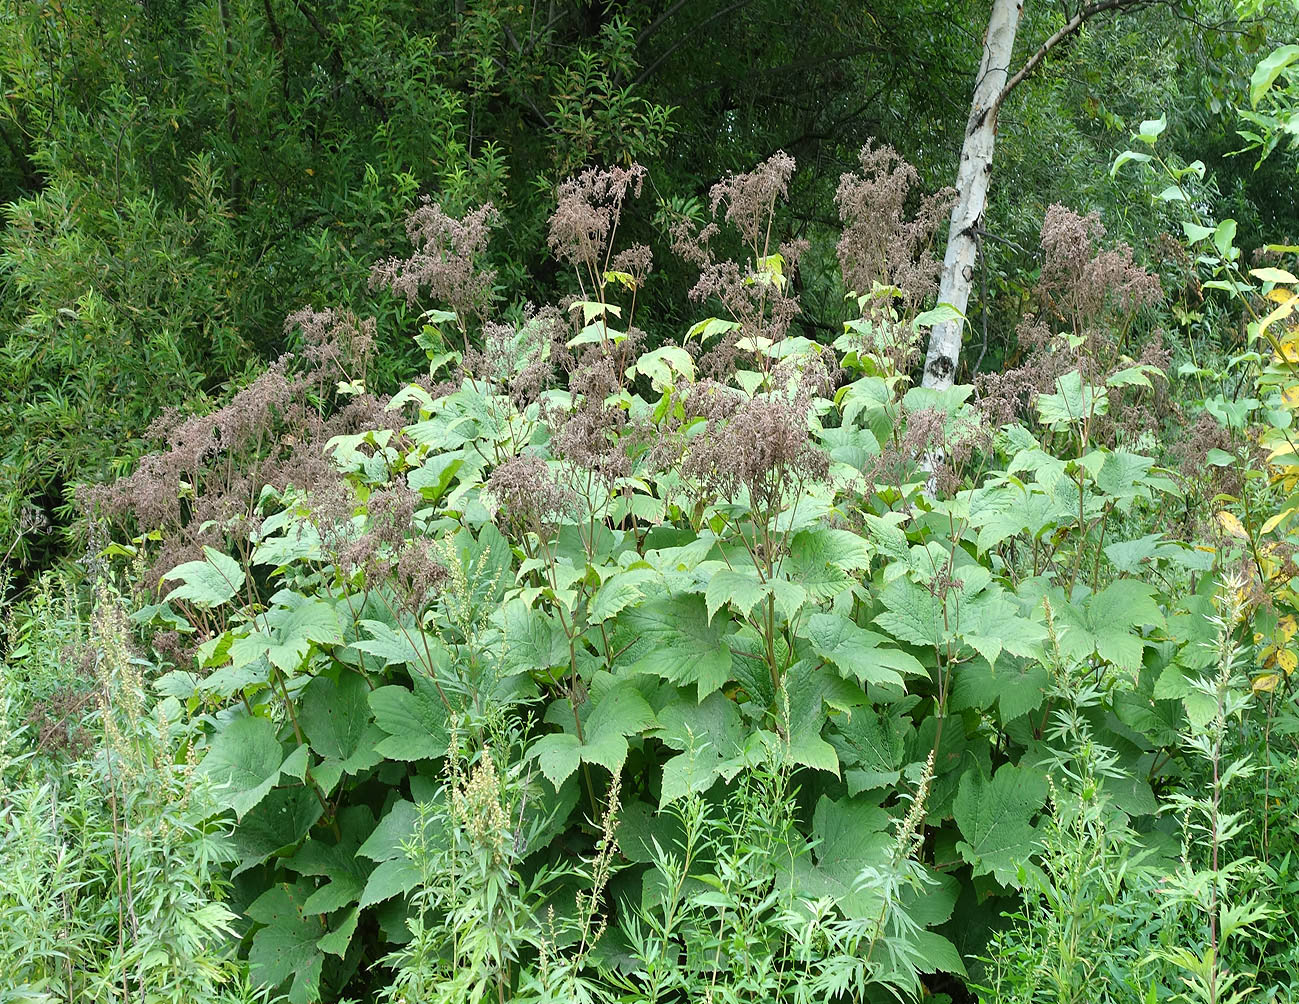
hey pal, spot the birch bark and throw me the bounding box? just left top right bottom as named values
left=921, top=0, right=1023, bottom=390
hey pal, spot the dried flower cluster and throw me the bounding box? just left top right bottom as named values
left=974, top=205, right=1165, bottom=442
left=285, top=307, right=377, bottom=384
left=548, top=164, right=647, bottom=283
left=484, top=453, right=575, bottom=539
left=370, top=201, right=500, bottom=327
left=681, top=358, right=830, bottom=512
left=835, top=142, right=954, bottom=310
left=670, top=154, right=807, bottom=378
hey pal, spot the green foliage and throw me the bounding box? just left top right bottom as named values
left=0, top=578, right=254, bottom=1003
left=92, top=159, right=1293, bottom=1002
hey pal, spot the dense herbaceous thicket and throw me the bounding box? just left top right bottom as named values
left=3, top=2, right=1299, bottom=1002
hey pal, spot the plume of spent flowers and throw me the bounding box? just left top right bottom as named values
left=369, top=201, right=499, bottom=330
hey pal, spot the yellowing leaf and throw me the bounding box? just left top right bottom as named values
left=1278, top=648, right=1298, bottom=674
left=1262, top=508, right=1297, bottom=534
left=1253, top=672, right=1281, bottom=694
left=1261, top=292, right=1299, bottom=340
left=1250, top=267, right=1298, bottom=284
left=1279, top=615, right=1297, bottom=643
left=1283, top=387, right=1299, bottom=409
left=1216, top=510, right=1249, bottom=540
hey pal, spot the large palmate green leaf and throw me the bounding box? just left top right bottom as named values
left=199, top=715, right=284, bottom=819
left=828, top=702, right=915, bottom=794
left=357, top=800, right=423, bottom=909
left=949, top=657, right=1049, bottom=723
left=299, top=671, right=382, bottom=782
left=532, top=681, right=657, bottom=789
left=161, top=546, right=245, bottom=608
left=654, top=690, right=749, bottom=803
left=791, top=795, right=894, bottom=916
left=622, top=593, right=733, bottom=700
left=704, top=566, right=806, bottom=623
left=231, top=786, right=324, bottom=878
left=954, top=764, right=1048, bottom=888
left=247, top=881, right=326, bottom=1004
left=783, top=526, right=872, bottom=601
left=803, top=611, right=925, bottom=688
left=1055, top=579, right=1166, bottom=672
left=368, top=672, right=455, bottom=762
left=290, top=805, right=375, bottom=917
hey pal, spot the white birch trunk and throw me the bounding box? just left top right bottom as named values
left=921, top=0, right=1024, bottom=390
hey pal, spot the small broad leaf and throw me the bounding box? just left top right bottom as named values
left=1213, top=219, right=1238, bottom=258
left=1136, top=114, right=1166, bottom=143
left=1250, top=44, right=1299, bottom=108
left=912, top=302, right=966, bottom=331
left=1110, top=149, right=1151, bottom=177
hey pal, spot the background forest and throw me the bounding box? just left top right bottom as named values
left=2, top=0, right=1299, bottom=1001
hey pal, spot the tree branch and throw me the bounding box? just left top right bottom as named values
left=633, top=0, right=757, bottom=87
left=993, top=0, right=1162, bottom=112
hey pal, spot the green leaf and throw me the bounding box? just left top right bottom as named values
left=1136, top=114, right=1167, bottom=144
left=775, top=661, right=856, bottom=775
left=949, top=658, right=1049, bottom=723
left=655, top=691, right=748, bottom=803
left=358, top=800, right=420, bottom=862
left=1056, top=580, right=1165, bottom=672
left=291, top=806, right=375, bottom=916
left=829, top=704, right=912, bottom=794
left=300, top=673, right=382, bottom=787
left=199, top=716, right=284, bottom=819
left=532, top=682, right=657, bottom=789
left=497, top=598, right=569, bottom=674
left=353, top=619, right=444, bottom=671
left=162, top=546, right=245, bottom=608
left=686, top=317, right=742, bottom=342
left=360, top=858, right=420, bottom=910
left=1110, top=149, right=1152, bottom=177
left=912, top=302, right=966, bottom=330
left=300, top=671, right=373, bottom=762
left=1213, top=219, right=1238, bottom=259
left=624, top=594, right=733, bottom=700
left=231, top=786, right=323, bottom=878
left=790, top=795, right=894, bottom=918
left=954, top=764, right=1048, bottom=888
left=1036, top=371, right=1107, bottom=427
left=704, top=568, right=807, bottom=623
left=784, top=526, right=870, bottom=601
left=261, top=594, right=342, bottom=675
left=408, top=451, right=464, bottom=501
left=875, top=576, right=945, bottom=649
left=246, top=882, right=325, bottom=1003
left=317, top=906, right=359, bottom=958
left=1250, top=44, right=1299, bottom=108
left=356, top=800, right=427, bottom=908
left=804, top=612, right=923, bottom=688
left=588, top=569, right=653, bottom=623
left=368, top=673, right=454, bottom=761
